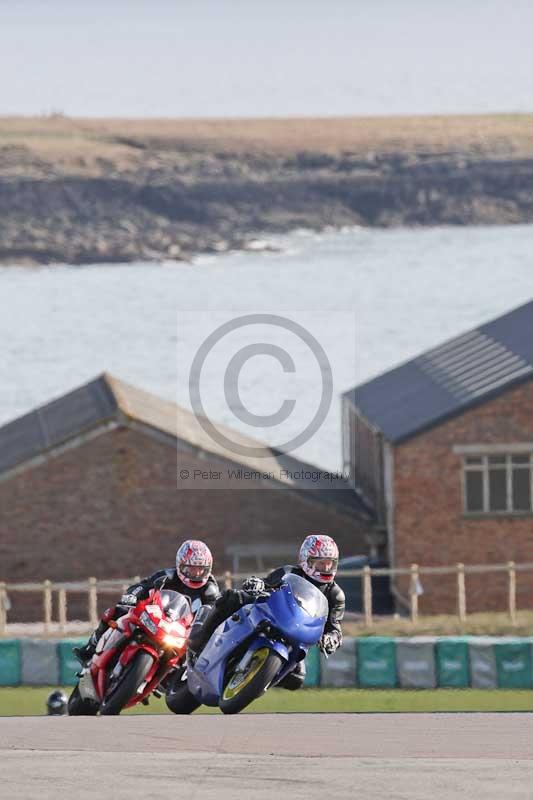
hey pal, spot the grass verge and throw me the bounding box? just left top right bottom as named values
left=3, top=686, right=533, bottom=716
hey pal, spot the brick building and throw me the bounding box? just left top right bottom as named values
left=0, top=374, right=373, bottom=619
left=343, top=301, right=533, bottom=614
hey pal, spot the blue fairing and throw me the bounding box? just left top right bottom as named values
left=187, top=573, right=328, bottom=707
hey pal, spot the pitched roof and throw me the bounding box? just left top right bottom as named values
left=0, top=373, right=372, bottom=519
left=344, top=300, right=533, bottom=443
left=0, top=376, right=117, bottom=474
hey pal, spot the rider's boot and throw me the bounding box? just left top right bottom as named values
left=73, top=621, right=107, bottom=664
left=276, top=660, right=306, bottom=690
left=187, top=604, right=224, bottom=664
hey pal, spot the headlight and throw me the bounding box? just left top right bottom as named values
left=163, top=634, right=186, bottom=649
left=159, top=619, right=186, bottom=636
left=140, top=611, right=158, bottom=634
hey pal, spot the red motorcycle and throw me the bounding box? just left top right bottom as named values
left=68, top=585, right=193, bottom=715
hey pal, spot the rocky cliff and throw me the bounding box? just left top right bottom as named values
left=1, top=114, right=532, bottom=264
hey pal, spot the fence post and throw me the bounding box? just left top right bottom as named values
left=0, top=582, right=7, bottom=636
left=58, top=589, right=68, bottom=634
left=409, top=564, right=419, bottom=623
left=508, top=561, right=517, bottom=625
left=457, top=563, right=466, bottom=622
left=43, top=580, right=52, bottom=635
left=362, top=565, right=373, bottom=627
left=224, top=571, right=233, bottom=590
left=88, top=577, right=98, bottom=627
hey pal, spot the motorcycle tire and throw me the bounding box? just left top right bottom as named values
left=100, top=651, right=154, bottom=716
left=165, top=680, right=202, bottom=714
left=67, top=685, right=98, bottom=716
left=219, top=647, right=282, bottom=715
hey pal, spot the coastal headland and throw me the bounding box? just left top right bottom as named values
left=1, top=114, right=533, bottom=265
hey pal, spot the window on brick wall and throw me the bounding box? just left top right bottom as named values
left=463, top=454, right=533, bottom=514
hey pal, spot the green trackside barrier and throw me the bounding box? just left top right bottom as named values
left=494, top=640, right=532, bottom=689
left=0, top=640, right=22, bottom=686
left=304, top=646, right=320, bottom=687
left=357, top=637, right=397, bottom=688
left=7, top=636, right=533, bottom=689
left=58, top=639, right=86, bottom=686
left=436, top=638, right=470, bottom=688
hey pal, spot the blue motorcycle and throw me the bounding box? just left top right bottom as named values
left=182, top=573, right=328, bottom=714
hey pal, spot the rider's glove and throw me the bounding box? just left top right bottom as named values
left=239, top=576, right=270, bottom=604
left=241, top=576, right=267, bottom=596
left=119, top=593, right=138, bottom=606
left=319, top=631, right=341, bottom=656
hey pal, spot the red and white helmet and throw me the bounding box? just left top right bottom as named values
left=176, top=540, right=213, bottom=589
left=299, top=534, right=339, bottom=584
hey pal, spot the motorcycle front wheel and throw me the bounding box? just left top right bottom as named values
left=219, top=647, right=282, bottom=715
left=100, top=651, right=154, bottom=716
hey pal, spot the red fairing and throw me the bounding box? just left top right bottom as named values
left=119, top=640, right=158, bottom=667
left=86, top=586, right=193, bottom=712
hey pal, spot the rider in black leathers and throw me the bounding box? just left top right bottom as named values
left=75, top=540, right=219, bottom=664
left=188, top=534, right=345, bottom=690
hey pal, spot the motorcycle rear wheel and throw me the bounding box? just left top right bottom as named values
left=100, top=651, right=154, bottom=716
left=165, top=679, right=202, bottom=714
left=67, top=685, right=99, bottom=716
left=219, top=647, right=282, bottom=715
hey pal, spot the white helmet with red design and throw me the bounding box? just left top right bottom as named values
left=176, top=540, right=213, bottom=588
left=299, top=534, right=339, bottom=584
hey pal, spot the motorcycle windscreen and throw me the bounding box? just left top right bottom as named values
left=282, top=574, right=329, bottom=618
left=265, top=574, right=328, bottom=645
left=160, top=590, right=191, bottom=622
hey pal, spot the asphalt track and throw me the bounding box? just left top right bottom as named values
left=2, top=713, right=533, bottom=799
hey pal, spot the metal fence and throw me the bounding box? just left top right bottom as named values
left=1, top=561, right=531, bottom=636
